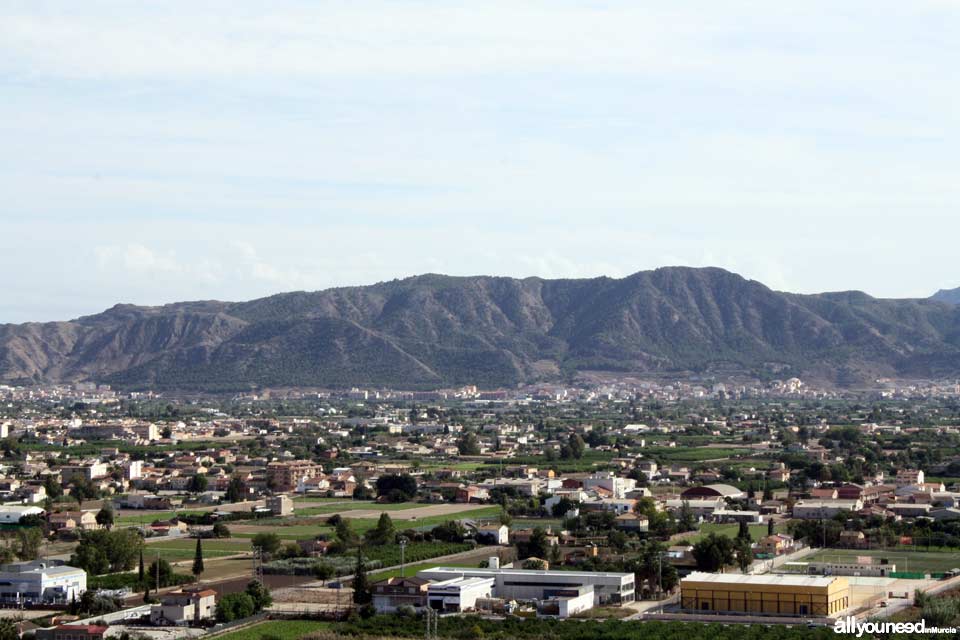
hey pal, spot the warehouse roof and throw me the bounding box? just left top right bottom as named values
left=682, top=572, right=841, bottom=588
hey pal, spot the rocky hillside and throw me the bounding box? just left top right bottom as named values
left=3, top=267, right=960, bottom=390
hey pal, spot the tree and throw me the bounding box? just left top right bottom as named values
left=245, top=580, right=272, bottom=611
left=561, top=434, right=586, bottom=460
left=520, top=527, right=550, bottom=560
left=71, top=529, right=143, bottom=575
left=251, top=532, right=282, bottom=556
left=192, top=538, right=205, bottom=579
left=365, top=513, right=396, bottom=546
left=678, top=500, right=696, bottom=532
left=69, top=474, right=99, bottom=509
left=734, top=537, right=754, bottom=573
left=224, top=474, right=246, bottom=503
left=313, top=563, right=335, bottom=581
left=147, top=558, right=174, bottom=588
left=43, top=474, right=63, bottom=499
left=0, top=617, right=18, bottom=640
left=457, top=432, right=481, bottom=456
left=189, top=473, right=209, bottom=494
left=521, top=558, right=546, bottom=570
left=692, top=533, right=735, bottom=572
left=375, top=474, right=418, bottom=502
left=737, top=520, right=752, bottom=542
left=551, top=497, right=579, bottom=519
left=431, top=520, right=465, bottom=542
left=216, top=592, right=255, bottom=622
left=96, top=505, right=115, bottom=530
left=335, top=518, right=358, bottom=548
left=138, top=549, right=145, bottom=582
left=607, top=530, right=628, bottom=552
left=768, top=519, right=776, bottom=536
left=212, top=522, right=231, bottom=538
left=352, top=548, right=372, bottom=605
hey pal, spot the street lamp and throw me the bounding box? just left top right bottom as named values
left=399, top=536, right=409, bottom=578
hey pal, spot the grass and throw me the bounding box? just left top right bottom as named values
left=145, top=538, right=252, bottom=562
left=686, top=522, right=784, bottom=543
left=210, top=619, right=329, bottom=640
left=804, top=548, right=960, bottom=574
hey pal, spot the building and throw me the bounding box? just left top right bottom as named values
left=896, top=469, right=925, bottom=487
left=266, top=460, right=324, bottom=493
left=614, top=513, right=649, bottom=532
left=681, top=484, right=746, bottom=500
left=806, top=562, right=896, bottom=578
left=266, top=494, right=294, bottom=517
left=680, top=572, right=849, bottom=617
left=37, top=625, right=108, bottom=640
left=582, top=472, right=636, bottom=499
left=536, top=585, right=594, bottom=618
left=0, top=560, right=86, bottom=604
left=792, top=499, right=863, bottom=520
left=475, top=524, right=509, bottom=545
left=417, top=566, right=635, bottom=606
left=0, top=504, right=44, bottom=524
left=372, top=576, right=430, bottom=613
left=150, top=587, right=217, bottom=625
left=427, top=577, right=494, bottom=612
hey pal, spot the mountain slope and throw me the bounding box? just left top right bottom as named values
left=2, top=267, right=960, bottom=390
left=932, top=287, right=960, bottom=305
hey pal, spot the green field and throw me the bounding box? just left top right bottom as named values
left=805, top=548, right=960, bottom=574
left=687, top=522, right=784, bottom=543
left=211, top=619, right=328, bottom=640
left=145, top=538, right=252, bottom=562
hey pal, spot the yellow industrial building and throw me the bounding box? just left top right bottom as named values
left=680, top=572, right=850, bottom=617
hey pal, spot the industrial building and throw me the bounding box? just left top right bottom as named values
left=427, top=577, right=495, bottom=612
left=417, top=564, right=635, bottom=606
left=0, top=560, right=87, bottom=604
left=680, top=572, right=850, bottom=617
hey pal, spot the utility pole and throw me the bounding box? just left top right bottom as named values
left=399, top=536, right=409, bottom=578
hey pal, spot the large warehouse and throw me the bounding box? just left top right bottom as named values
left=416, top=566, right=635, bottom=606
left=680, top=572, right=849, bottom=617
left=0, top=560, right=87, bottom=604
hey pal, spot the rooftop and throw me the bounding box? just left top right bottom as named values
left=682, top=572, right=842, bottom=588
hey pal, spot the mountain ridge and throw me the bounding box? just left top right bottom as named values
left=3, top=267, right=960, bottom=391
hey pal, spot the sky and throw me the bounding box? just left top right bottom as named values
left=1, top=1, right=958, bottom=323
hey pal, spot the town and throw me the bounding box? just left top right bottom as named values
left=0, top=378, right=958, bottom=640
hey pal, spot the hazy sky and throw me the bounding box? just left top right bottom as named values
left=2, top=1, right=958, bottom=323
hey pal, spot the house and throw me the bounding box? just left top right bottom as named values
left=895, top=469, right=925, bottom=487
left=266, top=494, right=294, bottom=517
left=150, top=587, right=217, bottom=626
left=372, top=576, right=430, bottom=613
left=475, top=524, right=509, bottom=546
left=837, top=531, right=867, bottom=549
left=37, top=625, right=108, bottom=640
left=756, top=534, right=795, bottom=556
left=614, top=513, right=649, bottom=532
left=455, top=486, right=489, bottom=504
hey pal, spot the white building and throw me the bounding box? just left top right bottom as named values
left=427, top=577, right=494, bottom=612
left=0, top=560, right=86, bottom=604
left=582, top=472, right=636, bottom=499
left=792, top=499, right=863, bottom=520
left=0, top=505, right=44, bottom=524
left=150, top=587, right=217, bottom=626
left=417, top=566, right=635, bottom=606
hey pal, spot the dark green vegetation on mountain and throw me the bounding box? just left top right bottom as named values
left=2, top=267, right=960, bottom=390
